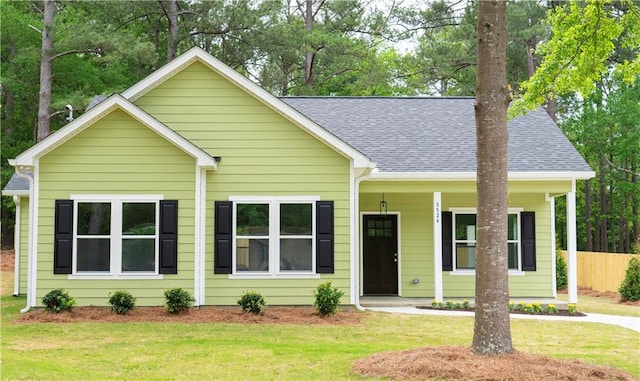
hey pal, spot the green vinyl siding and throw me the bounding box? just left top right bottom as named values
left=135, top=61, right=352, bottom=305
left=359, top=193, right=434, bottom=297
left=441, top=193, right=554, bottom=298
left=17, top=197, right=29, bottom=295
left=36, top=109, right=197, bottom=306
left=359, top=186, right=555, bottom=299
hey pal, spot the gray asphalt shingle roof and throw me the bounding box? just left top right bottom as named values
left=3, top=96, right=592, bottom=194
left=281, top=96, right=592, bottom=173
left=2, top=170, right=31, bottom=195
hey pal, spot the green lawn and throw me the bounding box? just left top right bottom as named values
left=556, top=293, right=640, bottom=317
left=2, top=293, right=639, bottom=380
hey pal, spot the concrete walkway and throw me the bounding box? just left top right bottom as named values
left=366, top=306, right=640, bottom=333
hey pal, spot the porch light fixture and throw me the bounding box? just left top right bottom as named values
left=379, top=193, right=387, bottom=216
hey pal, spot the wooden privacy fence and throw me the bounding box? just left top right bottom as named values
left=560, top=251, right=634, bottom=293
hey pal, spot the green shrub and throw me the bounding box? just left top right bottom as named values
left=313, top=281, right=344, bottom=316
left=164, top=288, right=194, bottom=314
left=108, top=290, right=136, bottom=315
left=41, top=289, right=76, bottom=313
left=237, top=291, right=266, bottom=314
left=556, top=250, right=568, bottom=290
left=619, top=255, right=640, bottom=302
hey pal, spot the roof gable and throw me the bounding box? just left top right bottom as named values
left=121, top=47, right=372, bottom=169
left=11, top=94, right=217, bottom=169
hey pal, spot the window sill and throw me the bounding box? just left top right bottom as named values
left=448, top=270, right=526, bottom=276
left=67, top=274, right=164, bottom=280
left=228, top=273, right=321, bottom=280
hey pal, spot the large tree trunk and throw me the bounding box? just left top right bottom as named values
left=37, top=0, right=55, bottom=142
left=632, top=168, right=639, bottom=249
left=525, top=39, right=536, bottom=78
left=599, top=159, right=608, bottom=252
left=166, top=0, right=179, bottom=62
left=585, top=178, right=593, bottom=251
left=304, top=0, right=314, bottom=89
left=472, top=0, right=513, bottom=355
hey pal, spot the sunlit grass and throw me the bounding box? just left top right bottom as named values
left=2, top=270, right=638, bottom=380
left=557, top=293, right=640, bottom=317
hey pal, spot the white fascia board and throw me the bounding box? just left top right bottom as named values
left=1, top=190, right=29, bottom=197
left=122, top=47, right=372, bottom=169
left=369, top=172, right=476, bottom=181
left=12, top=95, right=217, bottom=170
left=369, top=171, right=596, bottom=181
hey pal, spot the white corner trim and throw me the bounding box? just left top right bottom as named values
left=12, top=95, right=217, bottom=170
left=122, top=47, right=372, bottom=169
left=433, top=192, right=443, bottom=301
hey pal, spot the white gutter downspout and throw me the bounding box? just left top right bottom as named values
left=194, top=167, right=208, bottom=306
left=12, top=195, right=21, bottom=296
left=13, top=166, right=34, bottom=313
left=193, top=167, right=202, bottom=307
left=352, top=166, right=374, bottom=311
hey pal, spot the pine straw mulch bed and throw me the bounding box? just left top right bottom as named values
left=416, top=305, right=587, bottom=317
left=351, top=346, right=636, bottom=381
left=14, top=305, right=362, bottom=325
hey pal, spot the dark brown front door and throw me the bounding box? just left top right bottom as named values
left=363, top=215, right=398, bottom=295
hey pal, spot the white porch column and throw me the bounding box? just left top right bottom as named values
left=567, top=191, right=578, bottom=303
left=433, top=192, right=443, bottom=301
left=547, top=194, right=557, bottom=297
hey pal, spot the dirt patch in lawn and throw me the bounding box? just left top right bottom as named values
left=558, top=287, right=640, bottom=306
left=352, top=346, right=636, bottom=381
left=15, top=305, right=362, bottom=325
left=1, top=249, right=14, bottom=271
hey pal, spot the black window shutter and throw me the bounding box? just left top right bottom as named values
left=159, top=200, right=178, bottom=274
left=54, top=200, right=74, bottom=274
left=214, top=201, right=233, bottom=274
left=521, top=211, right=536, bottom=271
left=441, top=211, right=453, bottom=271
left=316, top=201, right=334, bottom=274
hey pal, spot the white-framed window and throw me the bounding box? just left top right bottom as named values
left=232, top=196, right=317, bottom=275
left=72, top=195, right=162, bottom=275
left=451, top=208, right=522, bottom=271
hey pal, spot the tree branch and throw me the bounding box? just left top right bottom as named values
left=603, top=154, right=640, bottom=177
left=51, top=48, right=103, bottom=61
